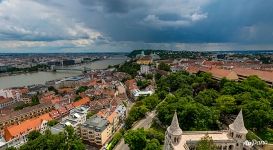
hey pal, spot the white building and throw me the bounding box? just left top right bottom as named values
left=132, top=89, right=154, bottom=98
left=51, top=106, right=89, bottom=134
left=140, top=65, right=150, bottom=75
left=0, top=89, right=20, bottom=100
left=164, top=110, right=250, bottom=150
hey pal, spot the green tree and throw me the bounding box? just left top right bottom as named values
left=243, top=100, right=273, bottom=130
left=137, top=80, right=151, bottom=90
left=48, top=120, right=59, bottom=127
left=27, top=130, right=42, bottom=141
left=6, top=147, right=17, bottom=150
left=215, top=95, right=236, bottom=114
left=124, top=129, right=147, bottom=150
left=196, top=134, right=217, bottom=150
left=20, top=126, right=85, bottom=150
left=48, top=86, right=58, bottom=94
left=76, top=86, right=88, bottom=94
left=174, top=86, right=193, bottom=97
left=144, top=139, right=161, bottom=150
left=157, top=99, right=219, bottom=130
left=74, top=95, right=82, bottom=102
left=143, top=95, right=160, bottom=110
left=117, top=61, right=140, bottom=77
left=145, top=128, right=165, bottom=144
left=242, top=76, right=268, bottom=90
left=194, top=89, right=219, bottom=106
left=87, top=111, right=96, bottom=119
left=108, top=132, right=123, bottom=150
left=158, top=62, right=171, bottom=71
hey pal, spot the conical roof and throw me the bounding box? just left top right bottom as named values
left=167, top=111, right=183, bottom=136
left=229, top=109, right=248, bottom=134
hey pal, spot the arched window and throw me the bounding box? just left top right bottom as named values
left=236, top=134, right=242, bottom=139
left=230, top=132, right=234, bottom=137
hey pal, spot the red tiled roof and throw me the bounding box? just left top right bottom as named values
left=49, top=110, right=60, bottom=119
left=72, top=97, right=90, bottom=107
left=65, top=104, right=74, bottom=111
left=234, top=68, right=273, bottom=82
left=57, top=107, right=68, bottom=114
left=186, top=66, right=199, bottom=74
left=4, top=113, right=52, bottom=141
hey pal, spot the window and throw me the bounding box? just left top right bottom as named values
left=236, top=134, right=242, bottom=139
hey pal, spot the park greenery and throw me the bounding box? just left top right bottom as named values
left=124, top=94, right=162, bottom=130
left=155, top=71, right=273, bottom=142
left=158, top=62, right=171, bottom=72
left=124, top=128, right=163, bottom=150
left=107, top=132, right=123, bottom=150
left=127, top=50, right=202, bottom=59
left=18, top=126, right=85, bottom=150
left=137, top=80, right=151, bottom=90
left=117, top=61, right=140, bottom=77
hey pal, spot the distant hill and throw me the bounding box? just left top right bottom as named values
left=128, top=49, right=203, bottom=59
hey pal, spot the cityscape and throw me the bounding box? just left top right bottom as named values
left=0, top=0, right=273, bottom=150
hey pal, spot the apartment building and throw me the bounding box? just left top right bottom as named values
left=50, top=106, right=89, bottom=135
left=0, top=103, right=54, bottom=131
left=80, top=115, right=112, bottom=147
left=2, top=113, right=52, bottom=149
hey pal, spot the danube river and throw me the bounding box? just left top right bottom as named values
left=0, top=58, right=126, bottom=89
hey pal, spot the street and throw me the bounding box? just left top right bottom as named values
left=113, top=110, right=156, bottom=150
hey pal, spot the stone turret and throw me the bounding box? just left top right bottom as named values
left=164, top=111, right=183, bottom=150
left=229, top=109, right=248, bottom=149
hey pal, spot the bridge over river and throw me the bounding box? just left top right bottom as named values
left=51, top=66, right=92, bottom=73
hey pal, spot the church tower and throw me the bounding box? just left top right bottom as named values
left=229, top=109, right=248, bottom=150
left=164, top=111, right=183, bottom=150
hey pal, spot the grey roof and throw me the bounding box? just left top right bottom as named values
left=229, top=109, right=248, bottom=134
left=167, top=111, right=183, bottom=136
left=83, top=115, right=108, bottom=132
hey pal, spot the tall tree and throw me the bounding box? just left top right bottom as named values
left=124, top=129, right=147, bottom=150
left=196, top=134, right=217, bottom=150
left=144, top=139, right=161, bottom=150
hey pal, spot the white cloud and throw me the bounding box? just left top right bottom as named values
left=191, top=12, right=208, bottom=21
left=0, top=0, right=101, bottom=42
left=139, top=0, right=210, bottom=27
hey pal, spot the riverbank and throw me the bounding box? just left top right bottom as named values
left=0, top=59, right=104, bottom=77
left=0, top=58, right=126, bottom=89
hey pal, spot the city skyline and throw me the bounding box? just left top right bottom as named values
left=0, top=0, right=273, bottom=52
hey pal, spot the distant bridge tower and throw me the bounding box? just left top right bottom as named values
left=51, top=65, right=56, bottom=72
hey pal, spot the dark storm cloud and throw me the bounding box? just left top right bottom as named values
left=0, top=0, right=273, bottom=52
left=79, top=0, right=138, bottom=14
left=78, top=0, right=273, bottom=44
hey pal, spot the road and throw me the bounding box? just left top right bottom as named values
left=114, top=110, right=156, bottom=150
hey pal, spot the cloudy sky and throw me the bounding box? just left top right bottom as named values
left=0, top=0, right=273, bottom=52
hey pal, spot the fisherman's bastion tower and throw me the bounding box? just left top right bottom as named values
left=164, top=110, right=250, bottom=150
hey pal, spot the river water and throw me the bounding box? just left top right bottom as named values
left=0, top=58, right=126, bottom=89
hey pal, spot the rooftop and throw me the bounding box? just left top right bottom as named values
left=83, top=115, right=109, bottom=132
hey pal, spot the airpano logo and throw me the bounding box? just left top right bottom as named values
left=243, top=140, right=268, bottom=147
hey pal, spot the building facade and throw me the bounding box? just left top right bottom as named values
left=80, top=115, right=112, bottom=147
left=164, top=110, right=250, bottom=150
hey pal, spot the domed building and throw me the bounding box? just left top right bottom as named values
left=164, top=110, right=251, bottom=150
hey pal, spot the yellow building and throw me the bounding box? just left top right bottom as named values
left=80, top=115, right=112, bottom=147
left=136, top=56, right=153, bottom=65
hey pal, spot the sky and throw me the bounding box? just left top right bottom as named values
left=0, top=0, right=273, bottom=53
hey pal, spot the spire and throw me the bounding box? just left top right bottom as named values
left=229, top=109, right=248, bottom=134
left=168, top=111, right=183, bottom=136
